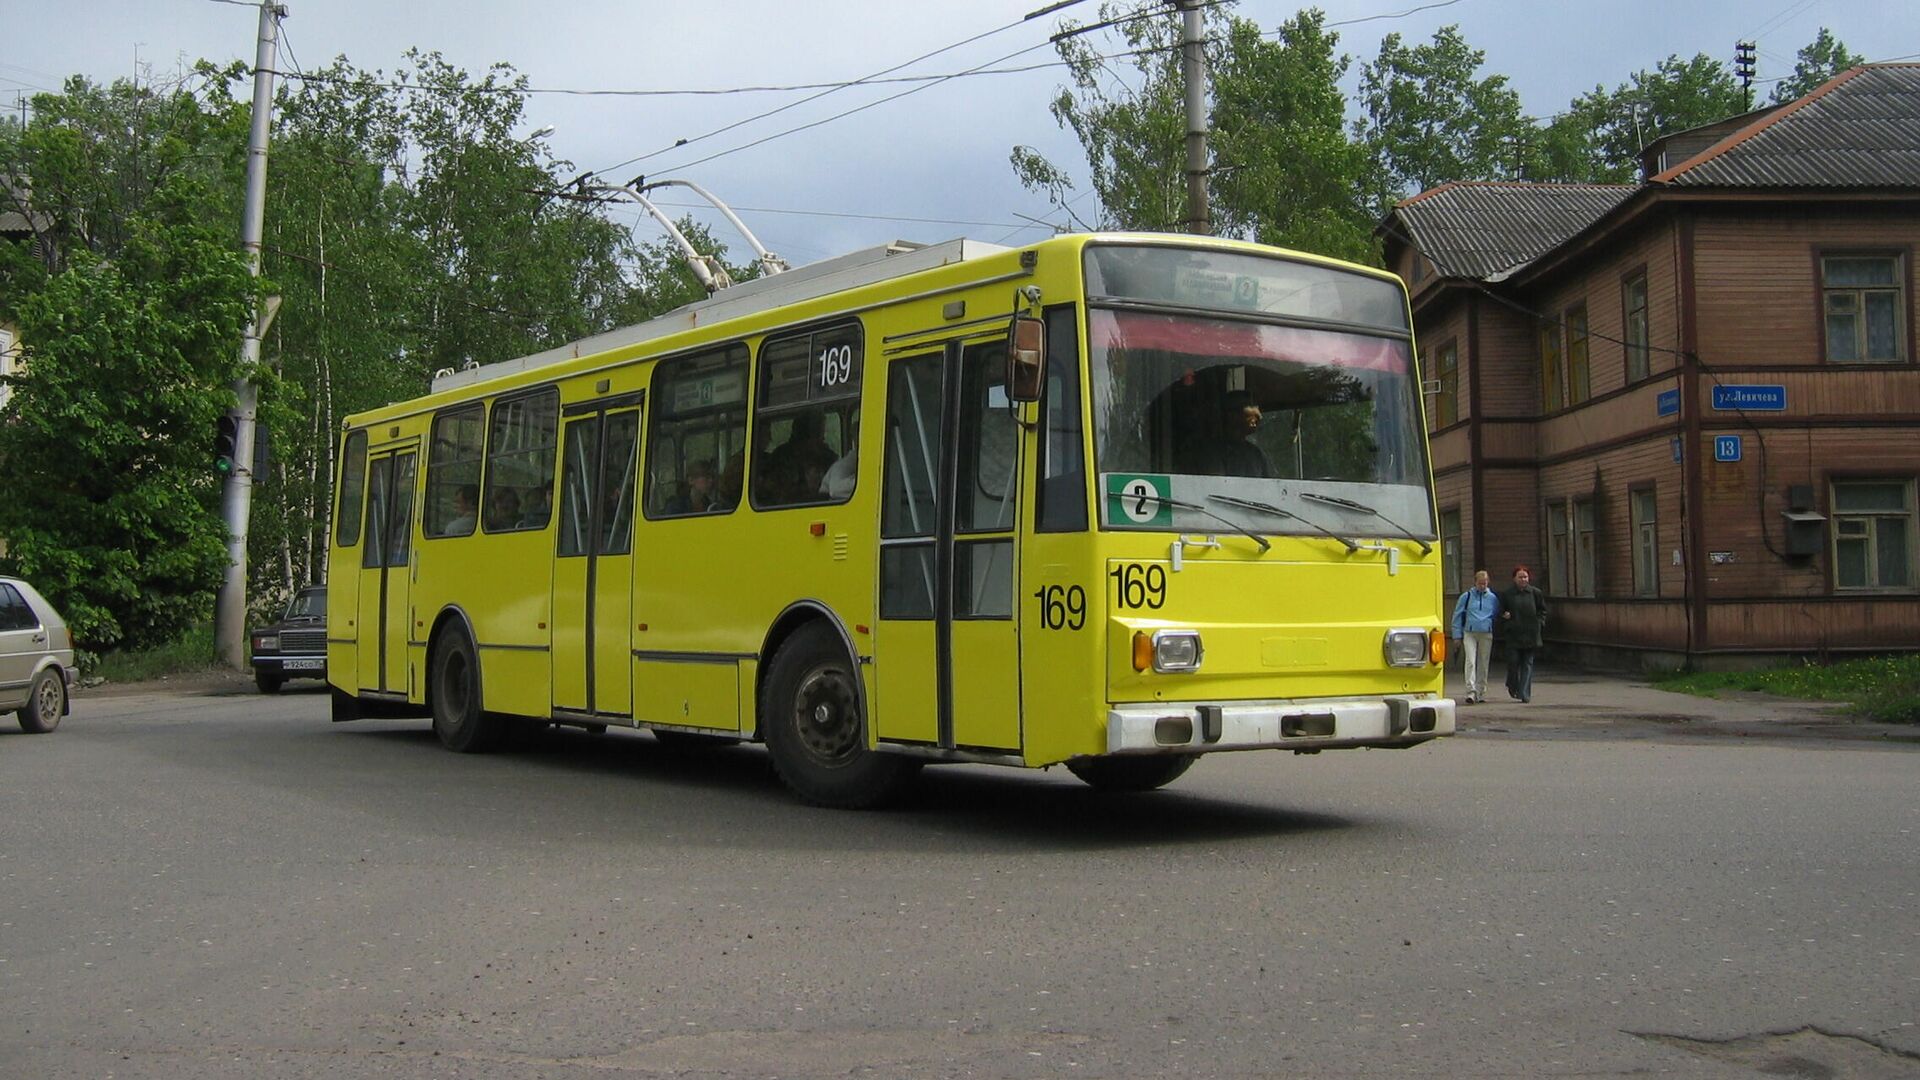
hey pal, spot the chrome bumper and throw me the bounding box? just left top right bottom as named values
left=1106, top=695, right=1455, bottom=754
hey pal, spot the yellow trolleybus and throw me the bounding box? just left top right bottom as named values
left=327, top=233, right=1453, bottom=806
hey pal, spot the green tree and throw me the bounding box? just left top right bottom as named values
left=0, top=177, right=254, bottom=650
left=1540, top=54, right=1749, bottom=183
left=1354, top=25, right=1531, bottom=199
left=1209, top=10, right=1379, bottom=263
left=1771, top=28, right=1866, bottom=104
left=1013, top=3, right=1379, bottom=261
left=249, top=51, right=646, bottom=607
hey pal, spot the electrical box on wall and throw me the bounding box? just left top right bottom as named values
left=1782, top=484, right=1824, bottom=558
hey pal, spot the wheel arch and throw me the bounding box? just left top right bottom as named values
left=753, top=600, right=864, bottom=742
left=423, top=604, right=479, bottom=710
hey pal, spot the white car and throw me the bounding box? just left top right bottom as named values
left=0, top=575, right=77, bottom=733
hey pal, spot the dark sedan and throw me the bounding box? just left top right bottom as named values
left=250, top=586, right=327, bottom=693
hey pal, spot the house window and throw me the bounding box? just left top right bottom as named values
left=1831, top=479, right=1915, bottom=590
left=1440, top=508, right=1463, bottom=595
left=1565, top=305, right=1591, bottom=404
left=1631, top=487, right=1658, bottom=597
left=1546, top=499, right=1570, bottom=596
left=1430, top=341, right=1458, bottom=427
left=1538, top=321, right=1563, bottom=412
left=1573, top=497, right=1596, bottom=597
left=1822, top=255, right=1906, bottom=363
left=1623, top=274, right=1650, bottom=383
left=1545, top=498, right=1597, bottom=597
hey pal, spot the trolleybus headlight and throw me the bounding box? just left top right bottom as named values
left=1150, top=629, right=1204, bottom=673
left=1382, top=628, right=1428, bottom=668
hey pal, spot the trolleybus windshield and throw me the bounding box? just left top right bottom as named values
left=1084, top=244, right=1431, bottom=538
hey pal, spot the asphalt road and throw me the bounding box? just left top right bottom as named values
left=2, top=680, right=1917, bottom=1079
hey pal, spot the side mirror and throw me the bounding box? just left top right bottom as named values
left=1007, top=315, right=1045, bottom=403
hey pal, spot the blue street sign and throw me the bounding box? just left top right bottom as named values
left=1656, top=388, right=1680, bottom=417
left=1714, top=435, right=1743, bottom=463
left=1712, top=384, right=1786, bottom=411
left=1671, top=436, right=1683, bottom=462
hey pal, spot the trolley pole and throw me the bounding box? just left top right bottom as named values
left=1178, top=0, right=1210, bottom=235
left=214, top=1, right=284, bottom=669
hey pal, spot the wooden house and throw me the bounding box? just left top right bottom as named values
left=1382, top=64, right=1920, bottom=668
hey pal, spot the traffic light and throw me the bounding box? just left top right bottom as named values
left=214, top=414, right=238, bottom=474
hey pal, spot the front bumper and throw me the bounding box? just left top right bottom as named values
left=1106, top=695, right=1454, bottom=754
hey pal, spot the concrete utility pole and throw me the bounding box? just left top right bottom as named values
left=214, top=1, right=285, bottom=669
left=1178, top=0, right=1210, bottom=235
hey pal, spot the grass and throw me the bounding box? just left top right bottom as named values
left=1654, top=654, right=1920, bottom=724
left=87, top=624, right=223, bottom=684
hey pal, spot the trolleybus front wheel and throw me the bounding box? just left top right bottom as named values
left=762, top=623, right=919, bottom=808
left=431, top=627, right=501, bottom=753
left=1066, top=754, right=1194, bottom=792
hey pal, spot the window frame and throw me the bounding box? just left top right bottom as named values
left=481, top=387, right=560, bottom=535
left=1621, top=268, right=1651, bottom=385
left=749, top=319, right=864, bottom=512
left=1564, top=303, right=1590, bottom=405
left=1429, top=338, right=1459, bottom=429
left=1545, top=498, right=1570, bottom=597
left=1829, top=476, right=1917, bottom=593
left=334, top=429, right=369, bottom=548
left=1538, top=320, right=1564, bottom=412
left=423, top=404, right=485, bottom=539
left=1629, top=484, right=1659, bottom=598
left=1817, top=249, right=1910, bottom=365
left=643, top=342, right=752, bottom=521
left=1439, top=507, right=1463, bottom=596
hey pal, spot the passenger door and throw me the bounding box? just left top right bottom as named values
left=355, top=449, right=416, bottom=696
left=551, top=400, right=642, bottom=718
left=874, top=338, right=1022, bottom=752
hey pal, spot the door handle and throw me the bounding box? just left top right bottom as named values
left=31, top=633, right=47, bottom=643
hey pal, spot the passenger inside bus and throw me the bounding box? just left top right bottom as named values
left=1192, top=389, right=1273, bottom=478
left=719, top=451, right=746, bottom=508
left=665, top=458, right=721, bottom=514
left=518, top=485, right=551, bottom=528
left=446, top=484, right=478, bottom=533
left=759, top=412, right=838, bottom=505
left=485, top=488, right=521, bottom=531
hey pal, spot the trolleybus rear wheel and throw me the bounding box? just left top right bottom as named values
left=1066, top=754, right=1194, bottom=792
left=431, top=627, right=500, bottom=753
left=761, top=623, right=919, bottom=808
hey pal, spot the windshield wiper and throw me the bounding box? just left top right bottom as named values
left=1299, top=491, right=1434, bottom=554
left=1122, top=491, right=1271, bottom=553
left=1207, top=493, right=1358, bottom=552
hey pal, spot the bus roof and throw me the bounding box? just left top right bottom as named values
left=429, top=237, right=1009, bottom=395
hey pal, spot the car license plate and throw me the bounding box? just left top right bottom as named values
left=283, top=658, right=324, bottom=672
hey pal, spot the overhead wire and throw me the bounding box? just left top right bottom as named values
left=593, top=0, right=1090, bottom=178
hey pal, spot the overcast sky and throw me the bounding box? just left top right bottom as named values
left=4, top=0, right=1913, bottom=266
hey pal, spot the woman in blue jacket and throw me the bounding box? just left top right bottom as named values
left=1449, top=569, right=1500, bottom=703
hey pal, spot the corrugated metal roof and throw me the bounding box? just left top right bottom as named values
left=1390, top=182, right=1634, bottom=279
left=1660, top=64, right=1920, bottom=188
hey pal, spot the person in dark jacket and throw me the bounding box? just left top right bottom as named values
left=1498, top=565, right=1547, bottom=702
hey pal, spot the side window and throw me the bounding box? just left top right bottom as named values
left=0, top=584, right=37, bottom=631
left=424, top=405, right=484, bottom=538
left=1036, top=304, right=1088, bottom=533
left=752, top=322, right=862, bottom=510
left=483, top=389, right=558, bottom=533
left=334, top=429, right=368, bottom=547
left=645, top=344, right=749, bottom=519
